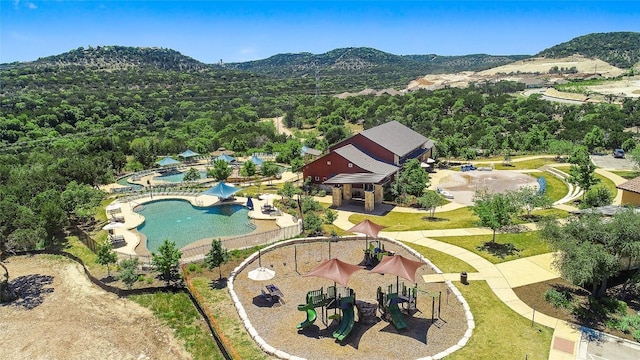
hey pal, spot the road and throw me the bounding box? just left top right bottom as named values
left=523, top=88, right=586, bottom=105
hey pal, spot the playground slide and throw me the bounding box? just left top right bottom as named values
left=388, top=302, right=408, bottom=330
left=332, top=304, right=355, bottom=341
left=297, top=303, right=317, bottom=329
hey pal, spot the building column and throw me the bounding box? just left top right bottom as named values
left=332, top=187, right=342, bottom=207
left=364, top=190, right=375, bottom=212
left=343, top=184, right=352, bottom=200
left=374, top=184, right=383, bottom=204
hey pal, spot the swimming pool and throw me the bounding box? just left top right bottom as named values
left=136, top=199, right=253, bottom=252
left=116, top=176, right=143, bottom=189
left=154, top=170, right=208, bottom=183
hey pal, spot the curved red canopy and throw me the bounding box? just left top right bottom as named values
left=346, top=219, right=386, bottom=238
left=304, top=258, right=363, bottom=287
left=369, top=254, right=425, bottom=284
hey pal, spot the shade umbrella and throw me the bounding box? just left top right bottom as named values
left=105, top=202, right=122, bottom=212
left=102, top=222, right=126, bottom=231
left=156, top=156, right=181, bottom=167
left=369, top=254, right=425, bottom=293
left=179, top=149, right=199, bottom=159
left=346, top=219, right=387, bottom=247
left=259, top=193, right=278, bottom=205
left=304, top=258, right=363, bottom=287
left=249, top=154, right=264, bottom=166
left=200, top=181, right=241, bottom=200
left=248, top=267, right=276, bottom=281
left=246, top=196, right=254, bottom=210
left=214, top=153, right=235, bottom=163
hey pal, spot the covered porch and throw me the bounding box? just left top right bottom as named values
left=323, top=173, right=390, bottom=213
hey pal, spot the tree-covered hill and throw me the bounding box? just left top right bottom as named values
left=28, top=45, right=210, bottom=71
left=536, top=32, right=640, bottom=69
left=225, top=47, right=528, bottom=78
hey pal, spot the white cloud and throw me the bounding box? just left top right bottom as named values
left=13, top=1, right=38, bottom=10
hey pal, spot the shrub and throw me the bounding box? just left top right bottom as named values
left=582, top=186, right=613, bottom=208
left=544, top=288, right=573, bottom=309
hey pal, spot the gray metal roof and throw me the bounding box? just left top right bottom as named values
left=333, top=144, right=398, bottom=176
left=324, top=173, right=389, bottom=184
left=360, top=120, right=431, bottom=157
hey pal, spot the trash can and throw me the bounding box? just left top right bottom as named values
left=460, top=272, right=468, bottom=285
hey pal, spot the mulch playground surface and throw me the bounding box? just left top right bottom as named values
left=232, top=239, right=468, bottom=360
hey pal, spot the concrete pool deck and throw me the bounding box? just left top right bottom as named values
left=107, top=193, right=297, bottom=257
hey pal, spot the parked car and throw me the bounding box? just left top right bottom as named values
left=613, top=149, right=625, bottom=158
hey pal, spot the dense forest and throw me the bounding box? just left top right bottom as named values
left=537, top=32, right=640, bottom=69
left=225, top=47, right=528, bottom=88
left=1, top=32, right=640, bottom=253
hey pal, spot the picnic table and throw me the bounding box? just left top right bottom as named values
left=263, top=284, right=285, bottom=304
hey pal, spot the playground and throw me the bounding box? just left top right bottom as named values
left=231, top=238, right=467, bottom=360
left=437, top=170, right=540, bottom=205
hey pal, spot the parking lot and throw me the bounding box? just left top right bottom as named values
left=578, top=328, right=640, bottom=360
left=590, top=154, right=637, bottom=170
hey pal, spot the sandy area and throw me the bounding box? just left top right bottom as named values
left=479, top=55, right=626, bottom=77
left=437, top=170, right=539, bottom=205
left=0, top=255, right=191, bottom=360
left=232, top=239, right=467, bottom=360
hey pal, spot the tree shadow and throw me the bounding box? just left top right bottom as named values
left=421, top=216, right=449, bottom=222
left=477, top=241, right=519, bottom=259
left=297, top=320, right=338, bottom=339
left=378, top=316, right=433, bottom=344
left=2, top=274, right=55, bottom=310
left=341, top=319, right=380, bottom=349
left=210, top=277, right=228, bottom=290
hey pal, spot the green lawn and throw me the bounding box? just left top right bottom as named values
left=349, top=206, right=567, bottom=232
left=554, top=165, right=618, bottom=198
left=190, top=277, right=271, bottom=360
left=611, top=170, right=640, bottom=180
left=535, top=172, right=569, bottom=203
left=403, top=242, right=478, bottom=273
left=130, top=291, right=222, bottom=360
left=349, top=207, right=478, bottom=232
left=445, top=281, right=553, bottom=360
left=430, top=232, right=552, bottom=264
left=492, top=157, right=558, bottom=170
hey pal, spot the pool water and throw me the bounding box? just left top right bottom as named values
left=116, top=176, right=143, bottom=189
left=136, top=199, right=252, bottom=252
left=154, top=170, right=208, bottom=183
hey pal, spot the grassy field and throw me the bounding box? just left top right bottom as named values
left=535, top=171, right=569, bottom=203
left=190, top=276, right=270, bottom=360
left=404, top=242, right=478, bottom=273
left=349, top=206, right=567, bottom=233
left=611, top=170, right=640, bottom=179
left=130, top=291, right=223, bottom=360
left=555, top=165, right=618, bottom=198
left=446, top=281, right=553, bottom=360
left=430, top=232, right=552, bottom=264
left=349, top=207, right=478, bottom=232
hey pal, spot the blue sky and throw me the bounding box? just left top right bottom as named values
left=2, top=1, right=639, bottom=64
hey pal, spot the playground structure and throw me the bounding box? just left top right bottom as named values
left=297, top=286, right=357, bottom=341
left=363, top=240, right=395, bottom=267
left=376, top=283, right=442, bottom=330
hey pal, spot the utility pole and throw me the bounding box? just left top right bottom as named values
left=315, top=67, right=320, bottom=107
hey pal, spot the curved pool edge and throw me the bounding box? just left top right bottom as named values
left=107, top=194, right=295, bottom=257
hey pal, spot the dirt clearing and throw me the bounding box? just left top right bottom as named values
left=0, top=255, right=191, bottom=360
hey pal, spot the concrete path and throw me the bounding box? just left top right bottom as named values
left=333, top=212, right=581, bottom=359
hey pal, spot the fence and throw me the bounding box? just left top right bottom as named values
left=179, top=222, right=302, bottom=264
